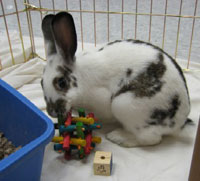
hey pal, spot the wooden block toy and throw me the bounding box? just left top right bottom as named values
left=52, top=108, right=102, bottom=160
left=93, top=151, right=113, bottom=176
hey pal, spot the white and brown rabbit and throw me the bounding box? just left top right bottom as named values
left=41, top=12, right=191, bottom=147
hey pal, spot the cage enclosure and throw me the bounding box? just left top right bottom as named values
left=0, top=1, right=200, bottom=181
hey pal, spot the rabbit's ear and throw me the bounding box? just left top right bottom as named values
left=51, top=12, right=77, bottom=63
left=42, top=14, right=56, bottom=56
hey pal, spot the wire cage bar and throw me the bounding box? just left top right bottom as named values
left=0, top=0, right=199, bottom=71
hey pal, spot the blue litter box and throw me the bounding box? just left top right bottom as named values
left=0, top=79, right=54, bottom=181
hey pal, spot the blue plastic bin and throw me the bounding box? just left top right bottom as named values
left=0, top=79, right=54, bottom=181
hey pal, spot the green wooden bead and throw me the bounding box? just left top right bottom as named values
left=78, top=108, right=85, bottom=117
left=76, top=122, right=85, bottom=139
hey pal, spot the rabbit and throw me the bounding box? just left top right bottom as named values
left=41, top=12, right=191, bottom=147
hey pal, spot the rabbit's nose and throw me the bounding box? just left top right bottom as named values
left=49, top=110, right=58, bottom=118
left=46, top=98, right=67, bottom=118
left=47, top=105, right=58, bottom=118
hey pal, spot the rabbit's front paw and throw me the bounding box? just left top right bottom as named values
left=106, top=128, right=139, bottom=147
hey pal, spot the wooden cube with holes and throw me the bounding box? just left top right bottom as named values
left=93, top=151, right=113, bottom=176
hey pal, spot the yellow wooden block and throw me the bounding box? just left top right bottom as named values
left=52, top=136, right=63, bottom=143
left=92, top=137, right=102, bottom=144
left=72, top=117, right=94, bottom=125
left=70, top=138, right=86, bottom=147
left=93, top=151, right=113, bottom=176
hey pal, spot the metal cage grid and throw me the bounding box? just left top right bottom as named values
left=0, top=0, right=199, bottom=71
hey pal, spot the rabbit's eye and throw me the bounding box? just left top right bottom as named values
left=53, top=77, right=69, bottom=92
left=57, top=77, right=67, bottom=89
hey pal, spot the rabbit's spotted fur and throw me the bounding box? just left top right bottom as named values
left=41, top=12, right=191, bottom=147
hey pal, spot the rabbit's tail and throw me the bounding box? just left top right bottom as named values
left=181, top=118, right=194, bottom=129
